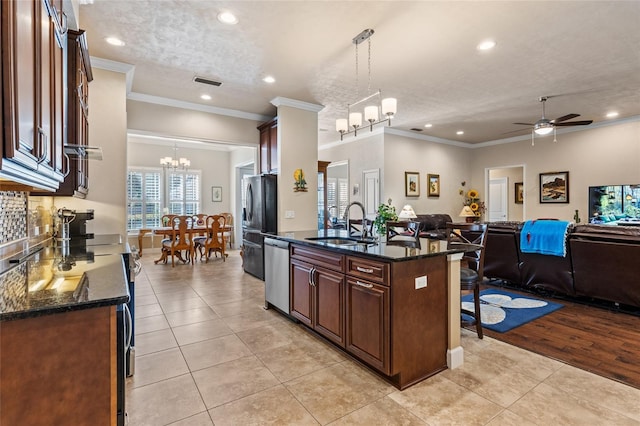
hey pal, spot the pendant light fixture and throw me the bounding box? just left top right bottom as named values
left=336, top=29, right=397, bottom=140
left=160, top=144, right=190, bottom=171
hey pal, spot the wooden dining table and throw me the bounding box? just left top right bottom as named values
left=146, top=225, right=232, bottom=264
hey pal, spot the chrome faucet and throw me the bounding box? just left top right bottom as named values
left=343, top=201, right=369, bottom=239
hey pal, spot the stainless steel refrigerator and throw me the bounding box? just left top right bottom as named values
left=242, top=174, right=277, bottom=280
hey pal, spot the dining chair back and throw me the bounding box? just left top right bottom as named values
left=161, top=215, right=194, bottom=267
left=194, top=215, right=228, bottom=262
left=220, top=212, right=234, bottom=249
left=446, top=222, right=489, bottom=338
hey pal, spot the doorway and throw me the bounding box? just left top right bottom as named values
left=362, top=169, right=380, bottom=221
left=487, top=165, right=525, bottom=222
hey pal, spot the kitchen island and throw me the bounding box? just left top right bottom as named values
left=269, top=230, right=465, bottom=390
left=0, top=235, right=131, bottom=425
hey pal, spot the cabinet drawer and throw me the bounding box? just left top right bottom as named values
left=290, top=244, right=345, bottom=273
left=346, top=256, right=389, bottom=285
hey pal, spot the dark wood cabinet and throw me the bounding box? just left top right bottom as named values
left=258, top=118, right=278, bottom=174
left=1, top=0, right=65, bottom=191
left=290, top=243, right=448, bottom=389
left=56, top=29, right=92, bottom=197
left=346, top=277, right=390, bottom=373
left=290, top=245, right=346, bottom=347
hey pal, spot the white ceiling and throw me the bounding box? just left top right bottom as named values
left=79, top=1, right=640, bottom=147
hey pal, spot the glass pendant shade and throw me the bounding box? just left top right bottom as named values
left=364, top=105, right=379, bottom=122
left=381, top=98, right=397, bottom=116
left=349, top=112, right=362, bottom=128
left=336, top=119, right=348, bottom=132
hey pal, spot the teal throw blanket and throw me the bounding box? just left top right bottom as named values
left=520, top=220, right=570, bottom=257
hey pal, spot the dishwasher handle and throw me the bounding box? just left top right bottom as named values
left=264, top=238, right=290, bottom=250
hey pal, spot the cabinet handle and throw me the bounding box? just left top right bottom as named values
left=356, top=266, right=374, bottom=274
left=311, top=267, right=316, bottom=286
left=37, top=128, right=48, bottom=164
left=308, top=268, right=313, bottom=286
left=62, top=153, right=70, bottom=177
left=355, top=280, right=374, bottom=289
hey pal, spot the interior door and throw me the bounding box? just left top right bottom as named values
left=489, top=177, right=508, bottom=222
left=363, top=169, right=380, bottom=221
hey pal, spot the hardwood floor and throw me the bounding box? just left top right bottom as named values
left=477, top=282, right=640, bottom=389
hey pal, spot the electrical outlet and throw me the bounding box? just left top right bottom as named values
left=415, top=275, right=427, bottom=289
left=285, top=210, right=295, bottom=219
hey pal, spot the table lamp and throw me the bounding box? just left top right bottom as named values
left=398, top=204, right=417, bottom=220
left=459, top=205, right=476, bottom=223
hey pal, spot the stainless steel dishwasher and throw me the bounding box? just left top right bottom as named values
left=264, top=237, right=290, bottom=314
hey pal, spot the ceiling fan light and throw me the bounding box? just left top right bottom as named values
left=534, top=125, right=554, bottom=136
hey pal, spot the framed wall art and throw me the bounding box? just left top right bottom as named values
left=515, top=182, right=524, bottom=204
left=405, top=172, right=420, bottom=197
left=427, top=174, right=440, bottom=197
left=212, top=186, right=222, bottom=202
left=539, top=171, right=569, bottom=203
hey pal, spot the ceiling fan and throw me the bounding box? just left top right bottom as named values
left=512, top=96, right=593, bottom=143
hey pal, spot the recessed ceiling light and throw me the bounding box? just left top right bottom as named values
left=456, top=131, right=464, bottom=135
left=105, top=37, right=125, bottom=47
left=477, top=40, right=496, bottom=51
left=606, top=111, right=619, bottom=118
left=424, top=124, right=433, bottom=128
left=263, top=76, right=275, bottom=84
left=217, top=11, right=238, bottom=25
left=200, top=94, right=212, bottom=101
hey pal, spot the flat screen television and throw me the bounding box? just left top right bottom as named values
left=588, top=184, right=640, bottom=223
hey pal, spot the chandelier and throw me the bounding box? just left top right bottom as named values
left=336, top=29, right=397, bottom=140
left=160, top=144, right=190, bottom=171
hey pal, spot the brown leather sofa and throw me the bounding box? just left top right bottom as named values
left=414, top=214, right=452, bottom=240
left=483, top=222, right=640, bottom=308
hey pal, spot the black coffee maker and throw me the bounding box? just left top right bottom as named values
left=56, top=208, right=95, bottom=242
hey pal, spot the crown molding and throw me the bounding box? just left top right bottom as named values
left=270, top=97, right=324, bottom=112
left=90, top=57, right=135, bottom=93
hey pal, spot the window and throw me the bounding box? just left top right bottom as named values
left=327, top=177, right=349, bottom=220
left=126, top=168, right=201, bottom=231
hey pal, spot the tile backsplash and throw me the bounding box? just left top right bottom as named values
left=0, top=191, right=53, bottom=260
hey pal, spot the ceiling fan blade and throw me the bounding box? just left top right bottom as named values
left=554, top=120, right=593, bottom=126
left=552, top=113, right=580, bottom=123
left=512, top=122, right=534, bottom=126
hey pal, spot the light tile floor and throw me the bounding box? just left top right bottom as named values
left=127, top=249, right=640, bottom=425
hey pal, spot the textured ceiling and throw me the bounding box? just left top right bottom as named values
left=79, top=1, right=640, bottom=147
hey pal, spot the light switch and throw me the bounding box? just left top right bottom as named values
left=415, top=275, right=427, bottom=289
left=285, top=210, right=295, bottom=219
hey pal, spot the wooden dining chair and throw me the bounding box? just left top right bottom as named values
left=193, top=215, right=228, bottom=262
left=220, top=212, right=234, bottom=249
left=159, top=215, right=194, bottom=267
left=446, top=222, right=489, bottom=338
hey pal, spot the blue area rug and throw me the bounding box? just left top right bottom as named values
left=461, top=288, right=563, bottom=333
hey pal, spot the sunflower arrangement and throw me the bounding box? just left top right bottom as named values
left=460, top=186, right=486, bottom=220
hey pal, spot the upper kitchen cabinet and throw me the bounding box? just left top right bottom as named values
left=258, top=118, right=278, bottom=174
left=45, top=29, right=92, bottom=198
left=1, top=0, right=66, bottom=191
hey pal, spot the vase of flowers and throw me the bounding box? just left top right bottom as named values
left=460, top=185, right=486, bottom=222
left=373, top=199, right=398, bottom=237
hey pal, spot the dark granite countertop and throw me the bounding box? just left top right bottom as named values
left=0, top=234, right=130, bottom=321
left=266, top=229, right=463, bottom=261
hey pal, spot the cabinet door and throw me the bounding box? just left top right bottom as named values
left=313, top=266, right=345, bottom=347
left=268, top=124, right=278, bottom=173
left=346, top=278, right=390, bottom=374
left=3, top=0, right=39, bottom=169
left=290, top=259, right=313, bottom=327
left=259, top=127, right=269, bottom=174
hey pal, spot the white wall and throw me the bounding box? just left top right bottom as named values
left=128, top=138, right=233, bottom=215
left=472, top=120, right=640, bottom=221
left=127, top=100, right=262, bottom=146
left=51, top=68, right=128, bottom=235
